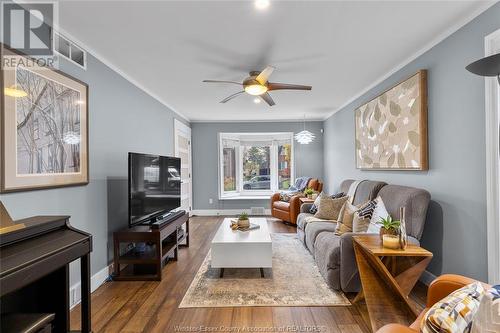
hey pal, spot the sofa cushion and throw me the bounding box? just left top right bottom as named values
left=296, top=212, right=313, bottom=230
left=273, top=200, right=290, bottom=211
left=314, top=231, right=341, bottom=269
left=340, top=180, right=387, bottom=206
left=314, top=195, right=348, bottom=220
left=377, top=184, right=430, bottom=239
left=305, top=222, right=338, bottom=253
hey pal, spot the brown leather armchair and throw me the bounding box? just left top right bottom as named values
left=270, top=179, right=323, bottom=225
left=376, top=274, right=490, bottom=333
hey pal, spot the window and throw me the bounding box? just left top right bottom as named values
left=219, top=133, right=294, bottom=198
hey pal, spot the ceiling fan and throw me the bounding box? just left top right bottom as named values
left=203, top=66, right=312, bottom=106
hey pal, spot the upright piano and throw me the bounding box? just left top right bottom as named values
left=0, top=214, right=92, bottom=333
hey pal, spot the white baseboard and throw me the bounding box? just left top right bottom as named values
left=419, top=270, right=437, bottom=286
left=70, top=264, right=111, bottom=309
left=192, top=209, right=271, bottom=216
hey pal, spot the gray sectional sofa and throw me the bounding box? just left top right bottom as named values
left=296, top=179, right=431, bottom=292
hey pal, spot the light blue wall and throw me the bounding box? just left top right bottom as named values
left=191, top=122, right=324, bottom=211
left=0, top=53, right=189, bottom=285
left=322, top=3, right=500, bottom=281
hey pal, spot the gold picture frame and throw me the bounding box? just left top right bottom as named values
left=1, top=45, right=89, bottom=192
left=355, top=70, right=428, bottom=170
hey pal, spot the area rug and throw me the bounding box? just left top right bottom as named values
left=179, top=233, right=351, bottom=308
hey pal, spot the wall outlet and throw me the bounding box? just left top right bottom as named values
left=209, top=198, right=213, bottom=204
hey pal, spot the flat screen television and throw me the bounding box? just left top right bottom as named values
left=128, top=152, right=181, bottom=227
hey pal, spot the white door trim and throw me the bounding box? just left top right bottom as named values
left=485, top=28, right=500, bottom=285
left=174, top=119, right=192, bottom=215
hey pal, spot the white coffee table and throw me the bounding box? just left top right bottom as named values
left=211, top=217, right=272, bottom=278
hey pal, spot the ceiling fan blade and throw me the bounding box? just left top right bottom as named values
left=220, top=91, right=245, bottom=103
left=260, top=92, right=275, bottom=106
left=203, top=80, right=242, bottom=85
left=268, top=82, right=312, bottom=91
left=255, top=66, right=275, bottom=85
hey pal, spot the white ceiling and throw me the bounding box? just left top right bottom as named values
left=58, top=1, right=494, bottom=122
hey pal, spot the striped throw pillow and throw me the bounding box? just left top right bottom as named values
left=422, top=282, right=485, bottom=333
left=357, top=199, right=377, bottom=219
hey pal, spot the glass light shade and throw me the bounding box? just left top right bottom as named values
left=294, top=130, right=315, bottom=144
left=244, top=84, right=268, bottom=96
left=4, top=87, right=27, bottom=98
left=255, top=0, right=270, bottom=10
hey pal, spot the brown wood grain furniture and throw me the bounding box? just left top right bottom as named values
left=113, top=213, right=189, bottom=281
left=270, top=178, right=322, bottom=225
left=352, top=235, right=432, bottom=332
left=299, top=197, right=315, bottom=204
left=0, top=215, right=92, bottom=333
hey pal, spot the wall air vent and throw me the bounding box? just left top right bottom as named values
left=54, top=32, right=86, bottom=69
left=251, top=207, right=266, bottom=216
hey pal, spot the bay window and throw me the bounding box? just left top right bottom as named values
left=219, top=133, right=294, bottom=199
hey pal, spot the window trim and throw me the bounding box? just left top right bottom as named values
left=218, top=132, right=295, bottom=199
left=485, top=28, right=500, bottom=285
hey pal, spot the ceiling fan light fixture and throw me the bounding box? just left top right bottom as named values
left=244, top=84, right=268, bottom=96
left=255, top=0, right=270, bottom=10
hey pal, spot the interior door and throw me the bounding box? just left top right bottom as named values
left=174, top=119, right=192, bottom=215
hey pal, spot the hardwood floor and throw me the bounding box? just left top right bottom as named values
left=70, top=216, right=427, bottom=333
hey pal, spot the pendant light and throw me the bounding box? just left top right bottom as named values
left=295, top=115, right=315, bottom=144
left=466, top=52, right=500, bottom=85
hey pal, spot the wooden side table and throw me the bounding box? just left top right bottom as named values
left=352, top=235, right=433, bottom=332
left=299, top=197, right=315, bottom=204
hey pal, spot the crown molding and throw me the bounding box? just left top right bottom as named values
left=322, top=0, right=498, bottom=121
left=53, top=26, right=190, bottom=123
left=189, top=118, right=324, bottom=123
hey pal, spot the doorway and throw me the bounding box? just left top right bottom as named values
left=174, top=119, right=192, bottom=215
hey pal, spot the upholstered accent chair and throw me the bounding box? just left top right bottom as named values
left=376, top=274, right=490, bottom=333
left=270, top=178, right=323, bottom=225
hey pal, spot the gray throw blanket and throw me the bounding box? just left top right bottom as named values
left=289, top=177, right=311, bottom=192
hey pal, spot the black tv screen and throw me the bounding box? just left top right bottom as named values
left=128, top=152, right=181, bottom=227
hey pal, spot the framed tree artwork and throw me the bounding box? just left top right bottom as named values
left=1, top=46, right=89, bottom=192
left=354, top=70, right=428, bottom=170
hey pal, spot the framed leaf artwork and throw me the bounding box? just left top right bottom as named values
left=1, top=45, right=89, bottom=192
left=355, top=70, right=428, bottom=170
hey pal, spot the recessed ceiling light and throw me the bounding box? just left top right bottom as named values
left=253, top=97, right=261, bottom=104
left=255, top=0, right=270, bottom=10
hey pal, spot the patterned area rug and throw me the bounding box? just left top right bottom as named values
left=179, top=233, right=351, bottom=308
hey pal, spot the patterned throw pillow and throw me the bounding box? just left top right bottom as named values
left=314, top=195, right=349, bottom=221
left=335, top=202, right=362, bottom=235
left=422, top=282, right=485, bottom=333
left=352, top=213, right=371, bottom=232
left=367, top=196, right=390, bottom=234
left=357, top=199, right=377, bottom=219
left=309, top=192, right=345, bottom=214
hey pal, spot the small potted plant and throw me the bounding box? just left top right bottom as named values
left=237, top=212, right=250, bottom=228
left=377, top=215, right=401, bottom=240
left=304, top=188, right=315, bottom=199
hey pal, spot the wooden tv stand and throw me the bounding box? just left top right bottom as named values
left=112, top=213, right=189, bottom=281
